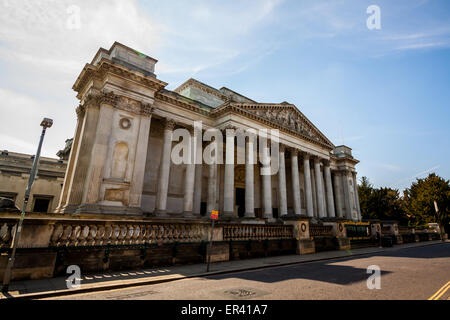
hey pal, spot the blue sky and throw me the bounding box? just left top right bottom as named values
left=0, top=0, right=449, bottom=191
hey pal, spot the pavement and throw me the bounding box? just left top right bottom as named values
left=0, top=240, right=447, bottom=300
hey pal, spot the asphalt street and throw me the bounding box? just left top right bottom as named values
left=43, top=242, right=450, bottom=300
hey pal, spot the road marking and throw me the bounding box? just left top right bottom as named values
left=428, top=281, right=450, bottom=300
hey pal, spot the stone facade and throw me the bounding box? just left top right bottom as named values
left=49, top=41, right=362, bottom=222
left=0, top=150, right=66, bottom=212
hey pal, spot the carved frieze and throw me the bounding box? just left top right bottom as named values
left=251, top=108, right=320, bottom=141
left=96, top=91, right=155, bottom=116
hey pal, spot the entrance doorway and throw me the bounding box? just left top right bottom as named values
left=235, top=188, right=245, bottom=217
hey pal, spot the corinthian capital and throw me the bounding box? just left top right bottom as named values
left=100, top=91, right=119, bottom=106
left=141, top=103, right=154, bottom=117
left=164, top=118, right=176, bottom=131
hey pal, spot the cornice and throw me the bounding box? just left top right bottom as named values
left=73, top=58, right=167, bottom=95
left=155, top=90, right=211, bottom=117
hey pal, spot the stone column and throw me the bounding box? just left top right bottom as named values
left=324, top=162, right=336, bottom=218
left=245, top=135, right=255, bottom=218
left=207, top=162, right=217, bottom=214
left=193, top=137, right=203, bottom=216
left=303, top=154, right=314, bottom=217
left=261, top=142, right=272, bottom=219
left=277, top=145, right=288, bottom=217
left=193, top=163, right=203, bottom=215
left=183, top=127, right=196, bottom=216
left=333, top=172, right=344, bottom=218
left=314, top=157, right=326, bottom=218
left=223, top=128, right=235, bottom=217
left=290, top=149, right=301, bottom=215
left=155, top=118, right=175, bottom=216
left=352, top=172, right=362, bottom=221
left=342, top=170, right=353, bottom=219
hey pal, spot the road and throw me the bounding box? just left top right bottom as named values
left=43, top=242, right=450, bottom=300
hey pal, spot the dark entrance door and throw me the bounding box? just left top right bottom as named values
left=235, top=188, right=245, bottom=217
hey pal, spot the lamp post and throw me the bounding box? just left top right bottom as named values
left=2, top=118, right=53, bottom=292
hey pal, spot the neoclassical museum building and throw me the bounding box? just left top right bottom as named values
left=55, top=42, right=362, bottom=223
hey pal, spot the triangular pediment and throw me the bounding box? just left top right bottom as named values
left=229, top=103, right=335, bottom=148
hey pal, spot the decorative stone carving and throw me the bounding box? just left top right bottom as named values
left=164, top=118, right=176, bottom=131
left=99, top=91, right=154, bottom=116
left=247, top=107, right=324, bottom=143
left=100, top=91, right=119, bottom=106
left=141, top=103, right=154, bottom=116
left=119, top=118, right=132, bottom=130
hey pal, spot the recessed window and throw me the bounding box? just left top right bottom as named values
left=0, top=192, right=17, bottom=202
left=33, top=196, right=52, bottom=213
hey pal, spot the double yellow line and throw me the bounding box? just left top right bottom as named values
left=428, top=281, right=450, bottom=300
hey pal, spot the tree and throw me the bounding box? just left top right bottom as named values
left=357, top=177, right=408, bottom=224
left=358, top=176, right=374, bottom=219
left=403, top=173, right=450, bottom=233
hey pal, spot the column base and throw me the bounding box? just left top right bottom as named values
left=154, top=209, right=168, bottom=217
left=244, top=212, right=256, bottom=218
left=222, top=211, right=235, bottom=218
left=182, top=211, right=195, bottom=218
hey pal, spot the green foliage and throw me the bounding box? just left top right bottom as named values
left=357, top=174, right=450, bottom=233
left=403, top=173, right=450, bottom=233
left=358, top=177, right=408, bottom=224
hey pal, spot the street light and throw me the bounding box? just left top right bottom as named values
left=1, top=118, right=53, bottom=293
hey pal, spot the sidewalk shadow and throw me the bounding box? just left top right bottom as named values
left=209, top=260, right=391, bottom=286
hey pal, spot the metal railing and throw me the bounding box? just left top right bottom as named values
left=309, top=225, right=333, bottom=237
left=223, top=224, right=293, bottom=241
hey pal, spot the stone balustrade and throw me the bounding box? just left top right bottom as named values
left=223, top=224, right=293, bottom=241
left=0, top=217, right=295, bottom=249
left=50, top=222, right=211, bottom=247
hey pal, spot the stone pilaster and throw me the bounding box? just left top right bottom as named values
left=66, top=98, right=101, bottom=208
left=56, top=105, right=85, bottom=212
left=129, top=105, right=154, bottom=208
